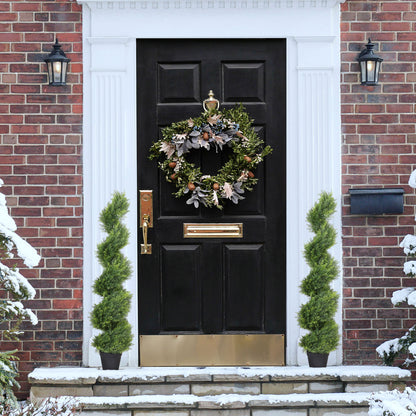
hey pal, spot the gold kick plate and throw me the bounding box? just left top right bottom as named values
left=140, top=334, right=285, bottom=366
left=140, top=190, right=153, bottom=255
left=184, top=223, right=243, bottom=238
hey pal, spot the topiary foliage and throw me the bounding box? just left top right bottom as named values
left=91, top=192, right=133, bottom=355
left=299, top=191, right=340, bottom=354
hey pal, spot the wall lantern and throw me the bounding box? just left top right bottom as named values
left=44, top=39, right=70, bottom=86
left=357, top=39, right=383, bottom=86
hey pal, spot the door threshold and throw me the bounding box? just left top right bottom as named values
left=140, top=334, right=285, bottom=366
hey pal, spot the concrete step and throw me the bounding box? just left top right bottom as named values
left=28, top=366, right=410, bottom=401
left=74, top=392, right=372, bottom=415
left=29, top=367, right=410, bottom=416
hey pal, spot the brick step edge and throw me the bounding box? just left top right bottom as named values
left=73, top=392, right=372, bottom=410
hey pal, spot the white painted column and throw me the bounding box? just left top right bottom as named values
left=83, top=32, right=138, bottom=367
left=286, top=36, right=342, bottom=365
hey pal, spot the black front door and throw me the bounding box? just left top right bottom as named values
left=137, top=39, right=286, bottom=365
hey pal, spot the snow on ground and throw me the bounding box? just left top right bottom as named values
left=369, top=388, right=416, bottom=416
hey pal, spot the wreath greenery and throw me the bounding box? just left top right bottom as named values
left=149, top=105, right=272, bottom=209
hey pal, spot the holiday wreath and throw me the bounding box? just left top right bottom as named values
left=149, top=105, right=272, bottom=209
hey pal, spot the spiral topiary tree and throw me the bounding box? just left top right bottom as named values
left=91, top=192, right=133, bottom=361
left=298, top=191, right=339, bottom=361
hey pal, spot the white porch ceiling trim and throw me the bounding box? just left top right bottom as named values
left=78, top=0, right=345, bottom=8
left=79, top=0, right=343, bottom=367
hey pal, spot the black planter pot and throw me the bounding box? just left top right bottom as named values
left=99, top=351, right=122, bottom=370
left=307, top=351, right=329, bottom=367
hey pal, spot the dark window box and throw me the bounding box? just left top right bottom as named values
left=349, top=188, right=404, bottom=215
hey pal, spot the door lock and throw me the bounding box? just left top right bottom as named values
left=140, top=190, right=153, bottom=255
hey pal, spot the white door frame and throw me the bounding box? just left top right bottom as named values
left=78, top=0, right=344, bottom=367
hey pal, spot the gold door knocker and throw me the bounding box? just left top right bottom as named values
left=203, top=90, right=220, bottom=111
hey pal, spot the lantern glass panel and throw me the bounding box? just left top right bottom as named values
left=53, top=61, right=62, bottom=84
left=360, top=61, right=366, bottom=83
left=47, top=62, right=53, bottom=84
left=62, top=61, right=68, bottom=83
left=374, top=61, right=380, bottom=83
left=367, top=61, right=376, bottom=83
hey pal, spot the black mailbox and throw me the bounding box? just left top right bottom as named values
left=349, top=188, right=404, bottom=215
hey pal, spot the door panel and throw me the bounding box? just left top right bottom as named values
left=161, top=244, right=201, bottom=331
left=158, top=63, right=201, bottom=103
left=222, top=62, right=265, bottom=102
left=224, top=244, right=264, bottom=331
left=137, top=39, right=286, bottom=362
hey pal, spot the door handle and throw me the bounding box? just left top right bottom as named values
left=141, top=214, right=151, bottom=254
left=140, top=190, right=153, bottom=255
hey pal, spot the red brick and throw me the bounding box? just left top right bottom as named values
left=27, top=176, right=57, bottom=185
left=357, top=125, right=387, bottom=134
left=53, top=299, right=82, bottom=310
left=400, top=95, right=416, bottom=103
left=382, top=2, right=410, bottom=12
left=11, top=85, right=40, bottom=94
left=50, top=13, right=81, bottom=22
left=11, top=125, right=41, bottom=134
left=356, top=105, right=385, bottom=113
left=44, top=22, right=75, bottom=32
left=13, top=3, right=42, bottom=11
left=351, top=22, right=381, bottom=31
left=386, top=104, right=413, bottom=113
left=398, top=32, right=416, bottom=41
left=372, top=114, right=398, bottom=124
left=14, top=145, right=44, bottom=155
left=19, top=197, right=49, bottom=206
left=381, top=22, right=411, bottom=31
left=43, top=207, right=74, bottom=216
left=343, top=115, right=371, bottom=123
left=373, top=12, right=402, bottom=21
left=13, top=23, right=43, bottom=32
left=18, top=74, right=47, bottom=83
left=381, top=144, right=412, bottom=154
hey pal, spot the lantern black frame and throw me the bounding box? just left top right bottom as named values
left=357, top=39, right=383, bottom=86
left=44, top=39, right=70, bottom=86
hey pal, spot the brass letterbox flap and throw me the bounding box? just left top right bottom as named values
left=184, top=223, right=243, bottom=238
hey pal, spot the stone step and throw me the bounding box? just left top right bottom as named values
left=29, top=366, right=410, bottom=401
left=74, top=392, right=372, bottom=416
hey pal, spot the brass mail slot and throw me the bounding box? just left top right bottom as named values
left=184, top=223, right=243, bottom=238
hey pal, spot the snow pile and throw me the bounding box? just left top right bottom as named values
left=391, top=287, right=416, bottom=308
left=0, top=180, right=40, bottom=268
left=369, top=388, right=416, bottom=416
left=376, top=339, right=401, bottom=358
left=404, top=262, right=416, bottom=277
left=1, top=397, right=81, bottom=416
left=377, top=168, right=416, bottom=367
left=0, top=178, right=42, bottom=406
left=400, top=234, right=416, bottom=256
left=0, top=178, right=41, bottom=332
left=409, top=169, right=416, bottom=189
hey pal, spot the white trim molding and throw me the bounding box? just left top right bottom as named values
left=80, top=0, right=343, bottom=367
left=78, top=0, right=344, bottom=8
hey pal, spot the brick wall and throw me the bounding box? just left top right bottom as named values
left=341, top=0, right=416, bottom=366
left=0, top=0, right=83, bottom=398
